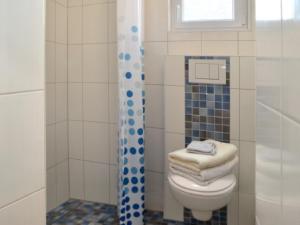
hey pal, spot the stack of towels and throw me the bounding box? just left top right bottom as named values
left=168, top=139, right=238, bottom=186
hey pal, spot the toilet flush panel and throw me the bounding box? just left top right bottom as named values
left=189, top=59, right=226, bottom=84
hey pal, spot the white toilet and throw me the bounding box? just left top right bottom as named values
left=168, top=173, right=236, bottom=221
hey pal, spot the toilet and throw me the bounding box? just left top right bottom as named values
left=168, top=173, right=236, bottom=221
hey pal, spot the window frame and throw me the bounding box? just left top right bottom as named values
left=171, top=0, right=250, bottom=31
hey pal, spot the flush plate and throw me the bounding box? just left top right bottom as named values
left=189, top=59, right=226, bottom=84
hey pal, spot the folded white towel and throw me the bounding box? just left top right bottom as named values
left=187, top=140, right=217, bottom=155
left=168, top=140, right=238, bottom=172
left=169, top=156, right=239, bottom=186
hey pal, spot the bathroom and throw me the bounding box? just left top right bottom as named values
left=0, top=0, right=298, bottom=224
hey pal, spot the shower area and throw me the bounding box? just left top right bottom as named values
left=46, top=0, right=149, bottom=224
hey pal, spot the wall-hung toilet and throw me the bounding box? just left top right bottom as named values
left=168, top=173, right=236, bottom=221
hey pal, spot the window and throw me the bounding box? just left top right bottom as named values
left=171, top=0, right=249, bottom=31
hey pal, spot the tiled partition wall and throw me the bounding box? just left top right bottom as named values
left=0, top=1, right=46, bottom=224
left=67, top=0, right=119, bottom=206
left=46, top=0, right=70, bottom=211
left=147, top=1, right=256, bottom=225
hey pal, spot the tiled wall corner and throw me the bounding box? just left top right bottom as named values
left=67, top=0, right=117, bottom=207
left=46, top=0, right=69, bottom=212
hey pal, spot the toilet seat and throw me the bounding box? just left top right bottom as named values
left=168, top=174, right=236, bottom=197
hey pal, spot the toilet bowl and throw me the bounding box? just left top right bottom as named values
left=168, top=173, right=236, bottom=221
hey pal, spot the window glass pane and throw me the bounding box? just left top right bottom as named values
left=182, top=0, right=234, bottom=21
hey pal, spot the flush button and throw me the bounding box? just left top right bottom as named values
left=209, top=64, right=219, bottom=80
left=189, top=59, right=226, bottom=85
left=195, top=63, right=209, bottom=79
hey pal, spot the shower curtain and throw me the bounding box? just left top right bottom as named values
left=117, top=1, right=145, bottom=225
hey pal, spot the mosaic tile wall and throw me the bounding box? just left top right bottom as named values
left=185, top=56, right=230, bottom=146
left=184, top=56, right=231, bottom=225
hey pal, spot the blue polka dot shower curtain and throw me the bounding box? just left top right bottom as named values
left=117, top=1, right=145, bottom=225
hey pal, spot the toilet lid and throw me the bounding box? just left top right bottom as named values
left=169, top=174, right=236, bottom=194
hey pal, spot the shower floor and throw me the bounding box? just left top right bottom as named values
left=47, top=199, right=225, bottom=225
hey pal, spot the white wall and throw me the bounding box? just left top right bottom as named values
left=46, top=0, right=69, bottom=211
left=256, top=0, right=300, bottom=224
left=67, top=0, right=118, bottom=205
left=0, top=0, right=46, bottom=224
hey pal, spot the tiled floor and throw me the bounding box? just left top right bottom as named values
left=47, top=199, right=226, bottom=225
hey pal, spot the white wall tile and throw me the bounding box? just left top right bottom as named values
left=0, top=92, right=45, bottom=208
left=55, top=44, right=68, bottom=82
left=46, top=0, right=56, bottom=42
left=84, top=122, right=109, bottom=163
left=83, top=4, right=108, bottom=43
left=230, top=89, right=240, bottom=141
left=68, top=6, right=83, bottom=44
left=109, top=124, right=118, bottom=165
left=144, top=42, right=167, bottom=85
left=56, top=161, right=69, bottom=205
left=57, top=0, right=68, bottom=6
left=69, top=0, right=83, bottom=7
left=108, top=2, right=117, bottom=43
left=68, top=45, right=83, bottom=82
left=202, top=41, right=238, bottom=56
left=0, top=1, right=45, bottom=94
left=145, top=128, right=164, bottom=173
left=69, top=159, right=85, bottom=199
left=47, top=167, right=57, bottom=211
left=239, top=141, right=255, bottom=195
left=68, top=83, right=83, bottom=120
left=83, top=83, right=109, bottom=122
left=109, top=165, right=118, bottom=205
left=239, top=41, right=256, bottom=56
left=108, top=43, right=118, bottom=83
left=230, top=57, right=240, bottom=89
left=239, top=31, right=256, bottom=41
left=145, top=171, right=164, bottom=211
left=168, top=41, right=202, bottom=56
left=144, top=0, right=168, bottom=42
left=164, top=132, right=185, bottom=179
left=55, top=122, right=69, bottom=163
left=240, top=90, right=256, bottom=141
left=165, top=86, right=185, bottom=133
left=163, top=181, right=184, bottom=221
left=46, top=42, right=56, bottom=83
left=83, top=44, right=109, bottom=83
left=164, top=56, right=185, bottom=86
left=240, top=57, right=256, bottom=90
left=109, top=84, right=118, bottom=123
left=0, top=190, right=46, bottom=225
left=227, top=192, right=239, bottom=225
left=47, top=125, right=56, bottom=169
left=202, top=32, right=238, bottom=41
left=46, top=84, right=56, bottom=125
left=145, top=85, right=164, bottom=129
left=69, top=121, right=84, bottom=159
left=168, top=32, right=202, bottom=41
left=239, top=193, right=255, bottom=225
left=84, top=0, right=107, bottom=4
left=56, top=4, right=67, bottom=44
left=84, top=162, right=109, bottom=203
left=55, top=83, right=68, bottom=122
